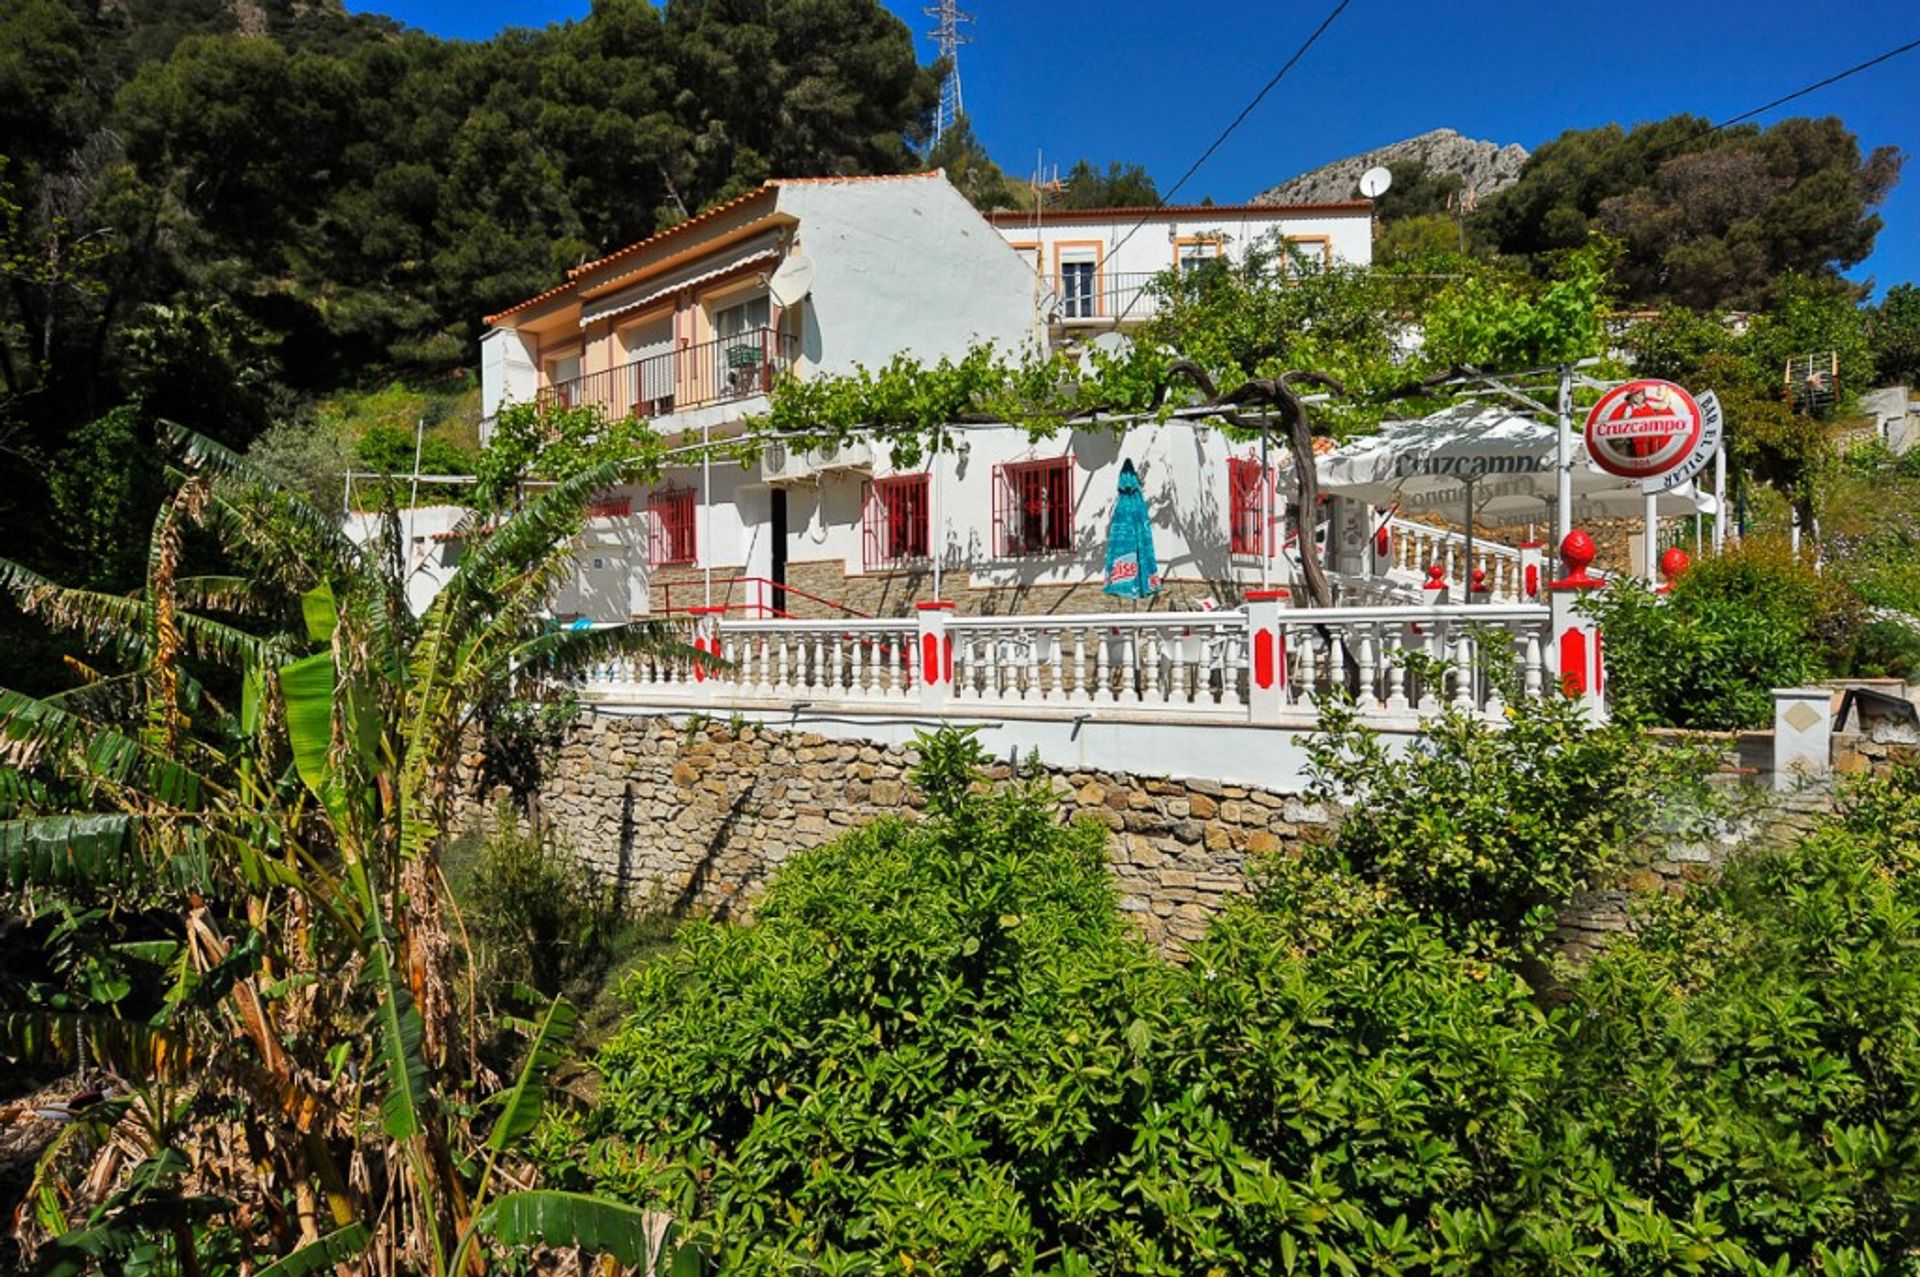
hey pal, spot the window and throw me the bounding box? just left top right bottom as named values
left=862, top=474, right=931, bottom=569
left=713, top=294, right=771, bottom=340
left=1228, top=457, right=1273, bottom=558
left=545, top=352, right=581, bottom=404
left=1176, top=237, right=1223, bottom=274
left=994, top=456, right=1075, bottom=557
left=647, top=487, right=696, bottom=566
left=1058, top=260, right=1097, bottom=318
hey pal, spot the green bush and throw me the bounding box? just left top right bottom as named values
left=559, top=730, right=1572, bottom=1272
left=1590, top=540, right=1861, bottom=729
left=1304, top=692, right=1718, bottom=961
left=1544, top=759, right=1920, bottom=1273
left=559, top=730, right=1920, bottom=1273
left=456, top=804, right=624, bottom=1002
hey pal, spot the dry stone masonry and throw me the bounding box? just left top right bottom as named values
left=466, top=709, right=1914, bottom=959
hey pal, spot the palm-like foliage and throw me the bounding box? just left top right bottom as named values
left=1, top=425, right=690, bottom=1274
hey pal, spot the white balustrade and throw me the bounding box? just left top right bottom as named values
left=1385, top=517, right=1526, bottom=601
left=569, top=602, right=1553, bottom=725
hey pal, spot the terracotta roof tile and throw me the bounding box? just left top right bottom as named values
left=986, top=200, right=1371, bottom=224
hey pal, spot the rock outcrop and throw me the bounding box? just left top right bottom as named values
left=1255, top=128, right=1529, bottom=206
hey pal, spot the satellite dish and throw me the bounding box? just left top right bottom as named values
left=767, top=253, right=815, bottom=307
left=1358, top=166, right=1392, bottom=199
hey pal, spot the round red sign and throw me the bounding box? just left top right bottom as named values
left=1583, top=379, right=1705, bottom=480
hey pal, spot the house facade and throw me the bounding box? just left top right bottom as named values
left=988, top=201, right=1374, bottom=329
left=462, top=175, right=1380, bottom=623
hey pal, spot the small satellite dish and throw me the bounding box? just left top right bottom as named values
left=767, top=254, right=815, bottom=307
left=1358, top=166, right=1392, bottom=199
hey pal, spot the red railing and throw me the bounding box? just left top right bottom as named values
left=652, top=576, right=871, bottom=621
left=537, top=326, right=797, bottom=419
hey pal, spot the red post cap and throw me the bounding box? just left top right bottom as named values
left=1659, top=545, right=1691, bottom=581
left=1245, top=588, right=1291, bottom=602
left=1550, top=529, right=1604, bottom=590
left=1423, top=563, right=1447, bottom=590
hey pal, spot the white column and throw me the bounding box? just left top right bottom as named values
left=1771, top=688, right=1833, bottom=792
left=1245, top=589, right=1290, bottom=723
left=916, top=601, right=955, bottom=708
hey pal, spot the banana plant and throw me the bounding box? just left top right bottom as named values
left=1, top=423, right=701, bottom=1274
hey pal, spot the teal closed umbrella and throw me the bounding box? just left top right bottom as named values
left=1103, top=459, right=1160, bottom=599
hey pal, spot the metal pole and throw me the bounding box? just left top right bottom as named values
left=1462, top=475, right=1476, bottom=598
left=1713, top=442, right=1727, bottom=552
left=1555, top=363, right=1573, bottom=544
left=702, top=420, right=713, bottom=609
left=1644, top=489, right=1659, bottom=582
left=1259, top=427, right=1271, bottom=590
left=406, top=417, right=425, bottom=563
left=931, top=424, right=944, bottom=600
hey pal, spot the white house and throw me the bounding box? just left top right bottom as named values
left=451, top=175, right=1382, bottom=623
left=987, top=200, right=1375, bottom=329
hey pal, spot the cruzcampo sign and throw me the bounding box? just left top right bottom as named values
left=1583, top=379, right=1706, bottom=481
left=1643, top=389, right=1722, bottom=495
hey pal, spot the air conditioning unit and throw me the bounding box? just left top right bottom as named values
left=759, top=440, right=816, bottom=487
left=806, top=439, right=874, bottom=474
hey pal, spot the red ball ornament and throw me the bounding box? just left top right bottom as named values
left=1659, top=546, right=1691, bottom=581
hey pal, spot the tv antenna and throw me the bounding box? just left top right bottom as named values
left=923, top=0, right=974, bottom=143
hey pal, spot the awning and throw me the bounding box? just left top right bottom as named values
left=1317, top=401, right=1710, bottom=519
left=579, top=230, right=785, bottom=327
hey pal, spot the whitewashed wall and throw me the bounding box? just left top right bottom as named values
left=780, top=177, right=1045, bottom=374
left=479, top=328, right=539, bottom=426
left=994, top=208, right=1374, bottom=278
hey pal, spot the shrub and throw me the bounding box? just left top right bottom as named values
left=1546, top=760, right=1920, bottom=1272
left=561, top=731, right=1920, bottom=1274
left=1303, top=692, right=1719, bottom=962
left=1590, top=540, right=1862, bottom=729
left=457, top=804, right=624, bottom=1002
left=562, top=729, right=1578, bottom=1272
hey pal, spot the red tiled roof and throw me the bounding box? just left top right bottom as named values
left=986, top=200, right=1371, bottom=224
left=772, top=171, right=947, bottom=186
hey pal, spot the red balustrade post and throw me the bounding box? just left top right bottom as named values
left=916, top=601, right=955, bottom=708
left=1245, top=589, right=1290, bottom=724
left=1547, top=530, right=1607, bottom=721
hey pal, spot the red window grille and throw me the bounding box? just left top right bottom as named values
left=1228, top=457, right=1274, bottom=558
left=587, top=496, right=632, bottom=520
left=993, top=456, right=1075, bottom=557
left=647, top=487, right=696, bottom=566
left=862, top=474, right=931, bottom=569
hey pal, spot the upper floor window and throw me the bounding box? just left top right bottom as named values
left=1058, top=260, right=1097, bottom=318
left=1176, top=237, right=1223, bottom=274
left=648, top=486, right=696, bottom=567
left=713, top=294, right=771, bottom=340
left=993, top=456, right=1075, bottom=557
left=544, top=352, right=581, bottom=403
left=862, top=474, right=931, bottom=570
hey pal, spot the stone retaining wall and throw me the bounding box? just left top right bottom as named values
left=493, top=713, right=1326, bottom=949
left=479, top=712, right=1908, bottom=957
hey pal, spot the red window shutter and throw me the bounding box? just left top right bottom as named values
left=647, top=488, right=696, bottom=566
left=992, top=463, right=1008, bottom=557
left=861, top=480, right=879, bottom=570
left=1046, top=457, right=1072, bottom=551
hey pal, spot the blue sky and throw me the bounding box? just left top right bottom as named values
left=346, top=0, right=1920, bottom=295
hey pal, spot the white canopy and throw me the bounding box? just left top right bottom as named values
left=1316, top=401, right=1711, bottom=522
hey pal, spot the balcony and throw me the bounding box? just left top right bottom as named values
left=537, top=326, right=797, bottom=420
left=1049, top=272, right=1163, bottom=323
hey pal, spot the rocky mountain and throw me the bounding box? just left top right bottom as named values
left=1254, top=128, right=1529, bottom=206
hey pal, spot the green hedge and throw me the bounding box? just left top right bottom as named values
left=550, top=726, right=1920, bottom=1274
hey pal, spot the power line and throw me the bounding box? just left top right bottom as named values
left=1099, top=0, right=1353, bottom=319
left=1711, top=35, right=1920, bottom=134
